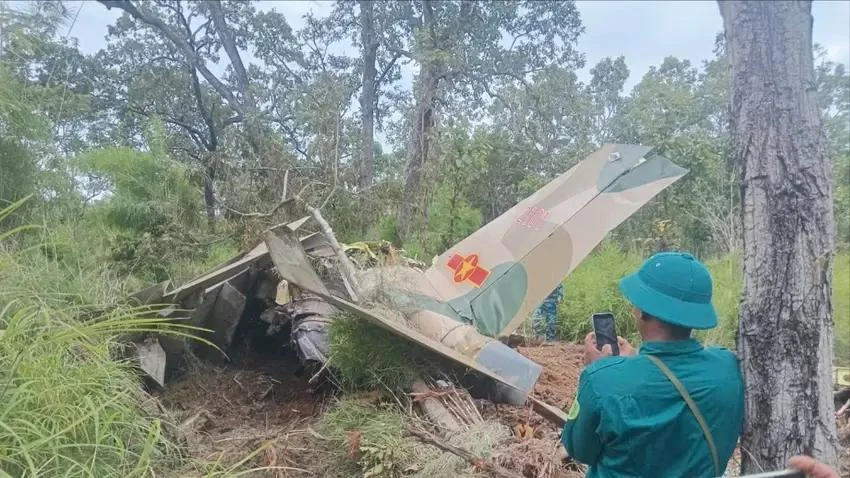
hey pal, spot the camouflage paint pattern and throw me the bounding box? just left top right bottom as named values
left=423, top=144, right=688, bottom=338
left=265, top=144, right=687, bottom=399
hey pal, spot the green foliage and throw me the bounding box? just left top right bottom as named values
left=0, top=304, right=187, bottom=477
left=0, top=138, right=38, bottom=208
left=0, top=199, right=212, bottom=477
left=316, top=398, right=415, bottom=478
left=74, top=143, right=208, bottom=282
left=425, top=182, right=482, bottom=256
left=327, top=314, right=440, bottom=391
left=551, top=245, right=849, bottom=363
left=555, top=242, right=643, bottom=343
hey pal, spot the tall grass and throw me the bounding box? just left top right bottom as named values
left=549, top=243, right=849, bottom=364
left=0, top=200, right=210, bottom=477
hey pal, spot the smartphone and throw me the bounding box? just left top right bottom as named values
left=592, top=312, right=619, bottom=356
left=738, top=470, right=805, bottom=478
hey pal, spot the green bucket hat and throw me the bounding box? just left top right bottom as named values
left=618, top=251, right=717, bottom=330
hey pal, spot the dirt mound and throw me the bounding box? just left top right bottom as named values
left=518, top=342, right=584, bottom=410
left=478, top=342, right=587, bottom=478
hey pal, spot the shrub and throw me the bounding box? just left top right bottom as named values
left=327, top=313, right=442, bottom=391
left=0, top=200, right=207, bottom=477
left=556, top=242, right=643, bottom=343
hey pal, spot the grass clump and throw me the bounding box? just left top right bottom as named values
left=316, top=398, right=416, bottom=478
left=0, top=302, right=187, bottom=477
left=327, top=313, right=441, bottom=391
left=0, top=200, right=208, bottom=477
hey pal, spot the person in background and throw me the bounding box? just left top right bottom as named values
left=561, top=251, right=745, bottom=477
left=534, top=283, right=563, bottom=341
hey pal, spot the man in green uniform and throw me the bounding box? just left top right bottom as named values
left=561, top=251, right=744, bottom=477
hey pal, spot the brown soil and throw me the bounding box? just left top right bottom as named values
left=155, top=351, right=329, bottom=477
left=479, top=342, right=587, bottom=478
left=518, top=342, right=585, bottom=410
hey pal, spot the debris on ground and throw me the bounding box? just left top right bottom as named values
left=121, top=208, right=848, bottom=477
left=119, top=211, right=579, bottom=476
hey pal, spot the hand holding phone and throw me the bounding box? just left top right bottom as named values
left=592, top=312, right=620, bottom=356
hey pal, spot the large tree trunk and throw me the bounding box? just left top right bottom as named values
left=719, top=1, right=838, bottom=472
left=397, top=69, right=438, bottom=244
left=397, top=0, right=439, bottom=244
left=358, top=0, right=377, bottom=189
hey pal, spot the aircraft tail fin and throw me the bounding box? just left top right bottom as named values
left=423, top=144, right=688, bottom=337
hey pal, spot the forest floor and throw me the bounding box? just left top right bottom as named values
left=152, top=341, right=849, bottom=477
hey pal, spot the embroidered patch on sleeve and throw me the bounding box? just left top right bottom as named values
left=566, top=398, right=580, bottom=420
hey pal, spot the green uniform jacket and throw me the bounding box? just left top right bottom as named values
left=561, top=339, right=744, bottom=477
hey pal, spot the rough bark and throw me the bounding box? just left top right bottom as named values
left=397, top=0, right=440, bottom=243
left=718, top=0, right=838, bottom=472
left=358, top=0, right=377, bottom=189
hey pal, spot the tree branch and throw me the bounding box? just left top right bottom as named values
left=207, top=0, right=251, bottom=104
left=98, top=0, right=246, bottom=117
left=375, top=51, right=402, bottom=90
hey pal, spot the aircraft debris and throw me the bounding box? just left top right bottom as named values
left=134, top=336, right=167, bottom=388
left=123, top=144, right=684, bottom=430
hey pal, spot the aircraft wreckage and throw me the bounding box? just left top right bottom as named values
left=125, top=143, right=688, bottom=426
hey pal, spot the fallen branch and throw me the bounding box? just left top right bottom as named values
left=222, top=197, right=293, bottom=219
left=296, top=199, right=361, bottom=302
left=406, top=426, right=523, bottom=478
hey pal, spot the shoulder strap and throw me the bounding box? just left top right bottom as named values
left=645, top=354, right=720, bottom=477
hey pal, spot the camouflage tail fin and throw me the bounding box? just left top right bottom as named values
left=423, top=144, right=688, bottom=338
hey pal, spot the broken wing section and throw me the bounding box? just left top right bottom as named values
left=490, top=153, right=688, bottom=336
left=423, top=145, right=688, bottom=338
left=263, top=229, right=541, bottom=402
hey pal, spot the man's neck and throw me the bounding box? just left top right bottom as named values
left=641, top=331, right=692, bottom=342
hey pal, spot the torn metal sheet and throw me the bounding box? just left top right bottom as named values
left=281, top=297, right=336, bottom=321
left=128, top=280, right=171, bottom=306
left=161, top=217, right=310, bottom=304
left=263, top=228, right=539, bottom=404
left=291, top=315, right=333, bottom=366
left=163, top=245, right=269, bottom=304
left=135, top=338, right=167, bottom=387
left=190, top=281, right=223, bottom=328
left=206, top=282, right=247, bottom=350
left=265, top=231, right=331, bottom=296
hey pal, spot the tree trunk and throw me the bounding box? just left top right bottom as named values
left=358, top=0, right=377, bottom=189
left=397, top=0, right=439, bottom=244
left=203, top=164, right=216, bottom=231
left=397, top=69, right=438, bottom=244
left=718, top=0, right=837, bottom=472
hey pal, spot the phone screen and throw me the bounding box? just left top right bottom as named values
left=592, top=313, right=619, bottom=356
